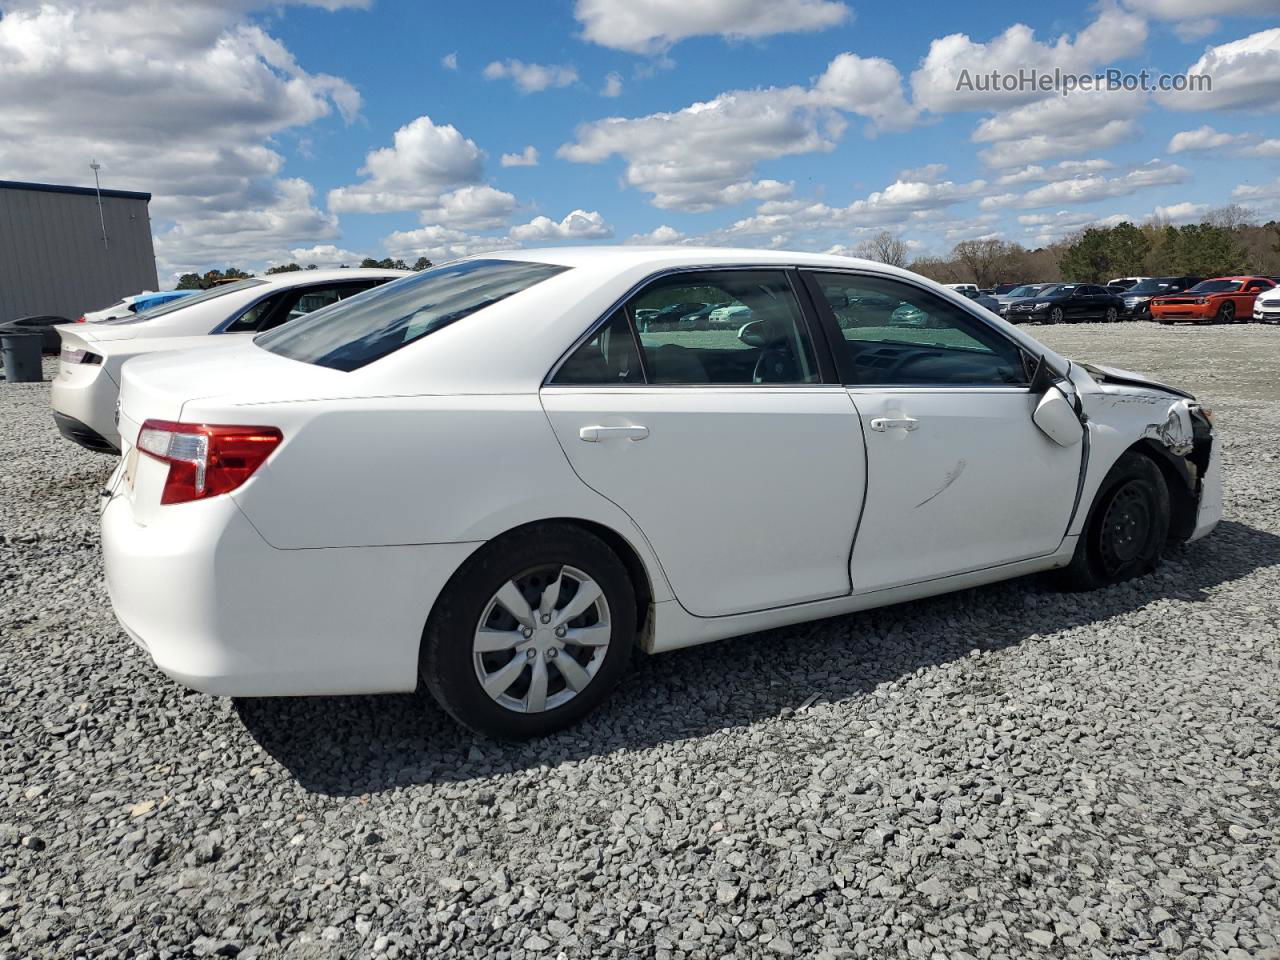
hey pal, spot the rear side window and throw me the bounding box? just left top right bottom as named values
left=257, top=259, right=568, bottom=371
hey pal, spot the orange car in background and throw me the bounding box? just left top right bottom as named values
left=1151, top=276, right=1275, bottom=324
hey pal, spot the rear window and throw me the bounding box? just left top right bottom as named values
left=104, top=278, right=266, bottom=324
left=256, top=258, right=568, bottom=371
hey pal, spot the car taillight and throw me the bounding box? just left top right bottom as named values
left=76, top=315, right=87, bottom=323
left=136, top=419, right=282, bottom=505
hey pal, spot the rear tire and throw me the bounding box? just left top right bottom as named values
left=420, top=524, right=636, bottom=739
left=1104, top=306, right=1118, bottom=323
left=1057, top=451, right=1170, bottom=591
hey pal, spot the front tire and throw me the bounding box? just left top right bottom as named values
left=1047, top=306, right=1064, bottom=325
left=1058, top=451, right=1171, bottom=591
left=420, top=524, right=636, bottom=739
left=1215, top=302, right=1235, bottom=324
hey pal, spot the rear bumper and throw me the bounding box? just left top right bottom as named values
left=101, top=488, right=479, bottom=696
left=50, top=361, right=122, bottom=450
left=52, top=411, right=119, bottom=453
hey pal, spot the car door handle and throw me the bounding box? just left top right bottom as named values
left=869, top=417, right=919, bottom=432
left=579, top=424, right=650, bottom=442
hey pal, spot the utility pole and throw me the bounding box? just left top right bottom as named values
left=89, top=159, right=108, bottom=250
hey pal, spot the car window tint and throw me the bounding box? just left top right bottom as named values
left=551, top=309, right=642, bottom=385
left=808, top=272, right=1028, bottom=387
left=626, top=270, right=819, bottom=385
left=222, top=293, right=288, bottom=333
left=257, top=259, right=568, bottom=371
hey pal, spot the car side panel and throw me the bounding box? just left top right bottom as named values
left=221, top=393, right=675, bottom=601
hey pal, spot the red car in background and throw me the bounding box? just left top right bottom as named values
left=1151, top=276, right=1275, bottom=324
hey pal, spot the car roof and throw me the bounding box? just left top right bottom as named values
left=256, top=267, right=411, bottom=287
left=478, top=245, right=913, bottom=274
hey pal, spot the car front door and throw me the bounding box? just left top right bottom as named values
left=540, top=268, right=866, bottom=618
left=802, top=270, right=1084, bottom=593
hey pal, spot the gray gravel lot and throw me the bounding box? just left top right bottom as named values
left=3, top=326, right=1279, bottom=959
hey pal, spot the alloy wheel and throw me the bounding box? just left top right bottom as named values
left=472, top=564, right=611, bottom=714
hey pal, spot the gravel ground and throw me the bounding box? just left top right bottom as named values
left=3, top=327, right=1279, bottom=960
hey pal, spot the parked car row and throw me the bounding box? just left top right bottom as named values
left=971, top=276, right=1278, bottom=325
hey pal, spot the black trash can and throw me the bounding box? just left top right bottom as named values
left=2, top=331, right=43, bottom=382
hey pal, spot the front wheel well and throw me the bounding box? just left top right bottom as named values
left=1128, top=440, right=1199, bottom=542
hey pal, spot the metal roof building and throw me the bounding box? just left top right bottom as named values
left=0, top=179, right=159, bottom=323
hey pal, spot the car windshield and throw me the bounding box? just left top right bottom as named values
left=257, top=258, right=569, bottom=371
left=1190, top=279, right=1243, bottom=293
left=1128, top=279, right=1176, bottom=294
left=1007, top=285, right=1044, bottom=297
left=1039, top=284, right=1076, bottom=297
left=103, top=278, right=266, bottom=324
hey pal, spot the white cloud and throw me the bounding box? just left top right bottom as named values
left=558, top=52, right=914, bottom=211
left=382, top=224, right=515, bottom=263
left=1149, top=201, right=1211, bottom=222
left=1232, top=177, right=1280, bottom=201
left=0, top=0, right=363, bottom=274
left=1158, top=28, right=1280, bottom=111
left=327, top=115, right=484, bottom=213
left=483, top=59, right=578, bottom=93
left=1124, top=0, right=1279, bottom=18
left=279, top=243, right=366, bottom=267
left=627, top=224, right=686, bottom=244
left=414, top=185, right=518, bottom=231
left=995, top=159, right=1114, bottom=185
left=973, top=89, right=1146, bottom=167
left=1244, top=138, right=1280, bottom=156
left=1013, top=162, right=1189, bottom=209
left=718, top=175, right=988, bottom=238
left=911, top=8, right=1148, bottom=112
left=509, top=209, right=613, bottom=243
left=898, top=163, right=947, bottom=182
left=500, top=146, right=540, bottom=167
left=574, top=0, right=851, bottom=54
left=601, top=71, right=624, bottom=97
left=1167, top=125, right=1252, bottom=152
left=441, top=51, right=458, bottom=70
left=1172, top=19, right=1218, bottom=42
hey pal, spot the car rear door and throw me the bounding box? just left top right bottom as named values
left=802, top=270, right=1082, bottom=593
left=540, top=268, right=866, bottom=618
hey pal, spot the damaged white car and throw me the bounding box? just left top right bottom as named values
left=99, top=249, right=1220, bottom=739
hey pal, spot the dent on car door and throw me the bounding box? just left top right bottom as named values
left=801, top=270, right=1083, bottom=593
left=540, top=268, right=867, bottom=618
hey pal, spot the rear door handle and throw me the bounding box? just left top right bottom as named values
left=579, top=424, right=650, bottom=442
left=869, top=417, right=919, bottom=432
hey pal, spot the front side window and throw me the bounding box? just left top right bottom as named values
left=629, top=270, right=819, bottom=385
left=808, top=272, right=1028, bottom=387
left=257, top=259, right=568, bottom=371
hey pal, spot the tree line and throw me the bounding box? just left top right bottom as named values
left=854, top=206, right=1280, bottom=288
left=175, top=256, right=433, bottom=290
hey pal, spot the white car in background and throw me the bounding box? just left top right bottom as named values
left=52, top=268, right=406, bottom=451
left=1253, top=285, right=1280, bottom=323
left=100, top=248, right=1220, bottom=739
left=82, top=293, right=151, bottom=323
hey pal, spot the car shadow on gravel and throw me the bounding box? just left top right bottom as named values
left=237, top=519, right=1280, bottom=795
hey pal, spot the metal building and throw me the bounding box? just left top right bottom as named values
left=0, top=179, right=159, bottom=323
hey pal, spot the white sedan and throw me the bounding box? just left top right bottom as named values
left=52, top=268, right=407, bottom=452
left=100, top=248, right=1221, bottom=739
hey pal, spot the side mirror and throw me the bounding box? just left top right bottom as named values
left=737, top=319, right=768, bottom=348
left=1033, top=386, right=1083, bottom=447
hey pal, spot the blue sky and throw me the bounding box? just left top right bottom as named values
left=1, top=0, right=1277, bottom=279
